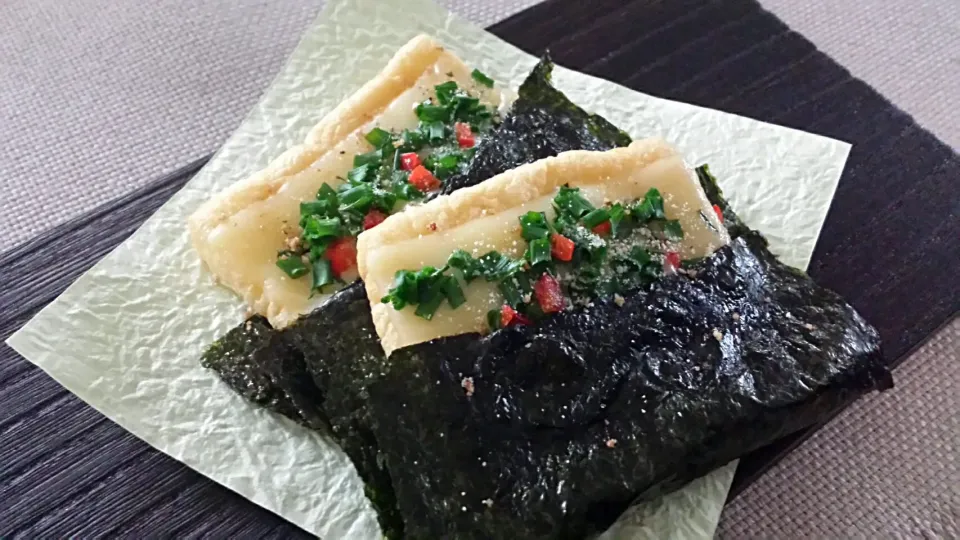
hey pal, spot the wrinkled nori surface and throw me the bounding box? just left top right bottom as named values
left=200, top=55, right=891, bottom=540
left=200, top=57, right=632, bottom=538
left=201, top=56, right=628, bottom=427
left=367, top=231, right=890, bottom=538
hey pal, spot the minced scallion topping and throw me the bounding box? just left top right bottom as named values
left=274, top=78, right=500, bottom=293
left=381, top=184, right=693, bottom=328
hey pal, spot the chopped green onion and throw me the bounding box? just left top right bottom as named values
left=300, top=200, right=335, bottom=219
left=422, top=121, right=447, bottom=143
left=554, top=186, right=595, bottom=220
left=498, top=278, right=524, bottom=307
left=451, top=96, right=482, bottom=122
left=276, top=254, right=309, bottom=279
left=527, top=237, right=552, bottom=266
left=364, top=127, right=393, bottom=149
left=347, top=164, right=376, bottom=184
left=415, top=102, right=451, bottom=123
left=413, top=267, right=446, bottom=319
left=382, top=269, right=419, bottom=310
left=448, top=249, right=481, bottom=282
left=471, top=69, right=495, bottom=88
left=353, top=150, right=382, bottom=168
left=519, top=211, right=550, bottom=240
left=425, top=152, right=461, bottom=179
left=632, top=188, right=666, bottom=221
left=317, top=183, right=338, bottom=204
left=338, top=184, right=374, bottom=213
left=663, top=219, right=684, bottom=241
left=434, top=81, right=459, bottom=106
left=477, top=251, right=525, bottom=281
left=486, top=308, right=502, bottom=331
left=582, top=208, right=611, bottom=228
left=310, top=258, right=335, bottom=293
left=302, top=216, right=341, bottom=242
left=400, top=128, right=427, bottom=151
left=608, top=203, right=627, bottom=237
left=441, top=276, right=466, bottom=308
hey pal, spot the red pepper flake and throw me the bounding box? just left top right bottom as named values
left=500, top=304, right=531, bottom=327
left=408, top=165, right=441, bottom=191
left=428, top=222, right=438, bottom=231
left=712, top=204, right=724, bottom=223
left=533, top=273, right=565, bottom=314
left=400, top=152, right=421, bottom=171
left=325, top=237, right=357, bottom=277
left=591, top=220, right=612, bottom=236
left=550, top=233, right=575, bottom=262
left=455, top=122, right=475, bottom=148
left=362, top=209, right=387, bottom=230
left=663, top=251, right=681, bottom=273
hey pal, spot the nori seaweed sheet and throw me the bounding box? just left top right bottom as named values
left=200, top=55, right=891, bottom=540
left=200, top=57, right=632, bottom=537
left=201, top=56, right=630, bottom=429
left=366, top=231, right=890, bottom=538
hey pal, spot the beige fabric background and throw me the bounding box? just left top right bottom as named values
left=0, top=0, right=956, bottom=537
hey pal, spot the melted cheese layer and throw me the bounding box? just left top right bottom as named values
left=188, top=35, right=506, bottom=328
left=358, top=139, right=730, bottom=355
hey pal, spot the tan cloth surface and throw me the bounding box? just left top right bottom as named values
left=0, top=0, right=956, bottom=537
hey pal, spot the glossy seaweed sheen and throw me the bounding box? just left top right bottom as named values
left=366, top=231, right=890, bottom=539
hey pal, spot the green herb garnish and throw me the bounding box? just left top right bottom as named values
left=471, top=69, right=495, bottom=88
left=382, top=184, right=693, bottom=325
left=276, top=253, right=309, bottom=279
left=279, top=77, right=499, bottom=293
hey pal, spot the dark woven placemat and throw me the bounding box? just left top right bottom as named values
left=1, top=0, right=957, bottom=535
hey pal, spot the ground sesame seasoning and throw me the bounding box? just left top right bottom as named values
left=482, top=498, right=494, bottom=507
left=606, top=439, right=618, bottom=448
left=712, top=328, right=724, bottom=341
left=732, top=312, right=740, bottom=321
left=613, top=294, right=625, bottom=307
left=285, top=235, right=302, bottom=252
left=805, top=323, right=817, bottom=330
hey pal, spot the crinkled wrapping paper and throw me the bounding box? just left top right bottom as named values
left=7, top=0, right=850, bottom=537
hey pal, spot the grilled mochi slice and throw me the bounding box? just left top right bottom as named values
left=357, top=138, right=730, bottom=355
left=188, top=34, right=507, bottom=328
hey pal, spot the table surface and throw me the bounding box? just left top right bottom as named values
left=1, top=0, right=957, bottom=537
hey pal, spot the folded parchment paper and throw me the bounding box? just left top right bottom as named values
left=8, top=0, right=850, bottom=537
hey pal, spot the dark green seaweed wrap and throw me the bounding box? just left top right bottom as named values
left=201, top=56, right=631, bottom=427
left=201, top=56, right=890, bottom=540
left=201, top=57, right=632, bottom=537
left=365, top=230, right=889, bottom=538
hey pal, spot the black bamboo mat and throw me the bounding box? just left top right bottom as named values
left=1, top=0, right=957, bottom=535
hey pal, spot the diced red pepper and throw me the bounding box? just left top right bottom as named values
left=533, top=273, right=565, bottom=314
left=325, top=237, right=357, bottom=277
left=362, top=209, right=387, bottom=230
left=400, top=152, right=421, bottom=171
left=500, top=304, right=531, bottom=327
left=712, top=204, right=724, bottom=223
left=663, top=251, right=681, bottom=274
left=455, top=122, right=475, bottom=148
left=408, top=165, right=441, bottom=192
left=550, top=233, right=575, bottom=262
left=591, top=220, right=612, bottom=236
